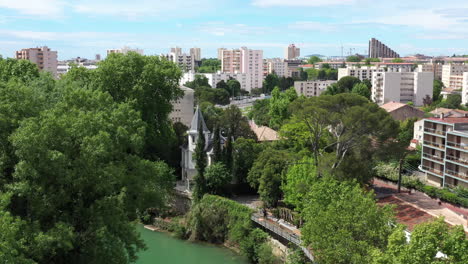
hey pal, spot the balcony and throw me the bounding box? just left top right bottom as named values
left=424, top=127, right=446, bottom=136
left=446, top=141, right=468, bottom=151
left=445, top=169, right=468, bottom=180
left=421, top=166, right=444, bottom=177
left=423, top=140, right=445, bottom=150
left=422, top=153, right=444, bottom=163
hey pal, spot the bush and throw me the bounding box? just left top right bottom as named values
left=257, top=243, right=278, bottom=264
left=240, top=228, right=268, bottom=263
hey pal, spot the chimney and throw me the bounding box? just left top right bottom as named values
left=441, top=113, right=444, bottom=119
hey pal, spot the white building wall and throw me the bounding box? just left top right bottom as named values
left=414, top=72, right=434, bottom=106
left=294, top=80, right=337, bottom=97
left=462, top=72, right=468, bottom=105
left=170, top=86, right=194, bottom=127
left=221, top=47, right=263, bottom=91
left=181, top=71, right=253, bottom=91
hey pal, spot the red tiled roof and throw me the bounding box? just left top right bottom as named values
left=427, top=117, right=468, bottom=124
left=377, top=196, right=434, bottom=231
left=380, top=101, right=408, bottom=112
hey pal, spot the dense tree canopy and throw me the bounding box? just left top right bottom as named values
left=247, top=99, right=271, bottom=126
left=197, top=58, right=221, bottom=73
left=268, top=87, right=298, bottom=130
left=307, top=56, right=322, bottom=64
left=351, top=82, right=371, bottom=100
left=263, top=73, right=279, bottom=94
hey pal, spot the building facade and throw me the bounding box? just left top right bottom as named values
left=441, top=64, right=468, bottom=90
left=170, top=86, right=194, bottom=127
left=107, top=46, right=144, bottom=55
left=463, top=73, right=468, bottom=105
left=162, top=52, right=195, bottom=72
left=419, top=117, right=468, bottom=188
left=190, top=47, right=201, bottom=61
left=265, top=58, right=289, bottom=77
left=368, top=38, right=399, bottom=58
left=220, top=47, right=263, bottom=91
left=284, top=44, right=300, bottom=60
left=417, top=62, right=443, bottom=80
left=380, top=101, right=425, bottom=121
left=338, top=66, right=385, bottom=81
left=294, top=80, right=337, bottom=97
left=181, top=71, right=253, bottom=92
left=15, top=46, right=58, bottom=76
left=371, top=72, right=434, bottom=106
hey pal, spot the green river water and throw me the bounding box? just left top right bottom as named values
left=136, top=225, right=248, bottom=264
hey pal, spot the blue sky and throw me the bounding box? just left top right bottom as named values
left=1, top=0, right=468, bottom=60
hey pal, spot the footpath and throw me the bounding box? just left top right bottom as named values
left=372, top=178, right=468, bottom=232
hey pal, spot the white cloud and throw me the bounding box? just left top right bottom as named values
left=0, top=29, right=132, bottom=41
left=0, top=0, right=66, bottom=17
left=252, top=0, right=355, bottom=7
left=289, top=21, right=336, bottom=32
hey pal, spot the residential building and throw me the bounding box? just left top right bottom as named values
left=417, top=62, right=443, bottom=80
left=220, top=47, right=263, bottom=91
left=431, top=108, right=468, bottom=118
left=15, top=46, right=58, bottom=76
left=419, top=116, right=468, bottom=188
left=284, top=44, right=300, bottom=60
left=294, top=80, right=336, bottom=97
left=107, top=46, right=144, bottom=55
left=314, top=61, right=345, bottom=69
left=189, top=47, right=201, bottom=61
left=368, top=38, right=399, bottom=58
left=217, top=48, right=226, bottom=60
left=171, top=47, right=182, bottom=55
left=338, top=66, right=385, bottom=81
left=180, top=71, right=252, bottom=92
left=441, top=63, right=468, bottom=89
left=162, top=52, right=195, bottom=72
left=265, top=58, right=289, bottom=77
left=57, top=57, right=99, bottom=76
left=380, top=101, right=425, bottom=121
left=181, top=107, right=224, bottom=188
left=170, top=86, right=194, bottom=127
left=414, top=119, right=425, bottom=143
left=372, top=72, right=433, bottom=106
left=463, top=73, right=468, bottom=105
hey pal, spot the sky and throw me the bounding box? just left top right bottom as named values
left=1, top=0, right=468, bottom=60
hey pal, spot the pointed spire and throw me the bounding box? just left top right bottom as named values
left=190, top=105, right=209, bottom=133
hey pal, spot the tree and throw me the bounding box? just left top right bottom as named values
left=305, top=68, right=319, bottom=80
left=279, top=77, right=295, bottom=91
left=212, top=126, right=223, bottom=163
left=7, top=87, right=174, bottom=263
left=372, top=217, right=468, bottom=264
left=346, top=55, right=361, bottom=62
left=307, top=56, right=322, bottom=64
left=351, top=82, right=371, bottom=99
left=433, top=80, right=444, bottom=102
left=268, top=87, right=298, bottom=129
left=439, top=94, right=461, bottom=109
left=91, top=52, right=183, bottom=162
left=0, top=57, right=40, bottom=83
left=221, top=105, right=257, bottom=140
left=193, top=120, right=208, bottom=201
left=216, top=80, right=229, bottom=90
left=302, top=178, right=395, bottom=264
left=282, top=157, right=317, bottom=213
left=391, top=58, right=404, bottom=63
left=185, top=74, right=211, bottom=89
left=227, top=79, right=241, bottom=97
left=204, top=162, right=232, bottom=195
left=197, top=58, right=221, bottom=73
left=232, top=138, right=265, bottom=187
left=324, top=76, right=361, bottom=95
left=423, top=94, right=432, bottom=106
left=263, top=74, right=279, bottom=93
left=362, top=79, right=372, bottom=89
left=248, top=99, right=271, bottom=126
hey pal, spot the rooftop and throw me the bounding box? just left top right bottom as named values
left=427, top=117, right=468, bottom=124
left=380, top=101, right=410, bottom=112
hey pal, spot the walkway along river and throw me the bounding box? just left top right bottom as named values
left=136, top=224, right=248, bottom=264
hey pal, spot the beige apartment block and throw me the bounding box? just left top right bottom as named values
left=265, top=58, right=289, bottom=77
left=371, top=72, right=433, bottom=106
left=463, top=73, right=468, bottom=105
left=284, top=44, right=300, bottom=60
left=338, top=66, right=385, bottom=81
left=190, top=47, right=201, bottom=61
left=294, top=80, right=336, bottom=97
left=420, top=117, right=468, bottom=188
left=441, top=63, right=468, bottom=89
left=15, top=46, right=58, bottom=76
left=368, top=38, right=399, bottom=58
left=417, top=62, right=443, bottom=80
left=170, top=86, right=194, bottom=127
left=220, top=47, right=263, bottom=90
left=107, top=46, right=144, bottom=55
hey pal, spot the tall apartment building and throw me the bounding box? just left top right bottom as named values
left=441, top=64, right=468, bottom=89
left=419, top=117, right=468, bottom=188
left=265, top=58, right=289, bottom=77
left=170, top=86, right=194, bottom=127
left=462, top=73, right=468, bottom=105
left=338, top=66, right=385, bottom=81
left=107, top=46, right=144, bottom=55
left=190, top=48, right=201, bottom=61
left=294, top=80, right=337, bottom=97
left=181, top=71, right=252, bottom=92
left=284, top=44, right=300, bottom=60
left=162, top=52, right=195, bottom=72
left=15, top=46, right=58, bottom=76
left=417, top=62, right=443, bottom=80
left=171, top=47, right=182, bottom=55
left=217, top=48, right=226, bottom=60
left=220, top=47, right=263, bottom=91
left=371, top=72, right=433, bottom=106
left=368, top=38, right=399, bottom=58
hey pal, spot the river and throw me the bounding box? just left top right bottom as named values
left=136, top=225, right=249, bottom=264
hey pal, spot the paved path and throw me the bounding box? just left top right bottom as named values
left=373, top=179, right=468, bottom=232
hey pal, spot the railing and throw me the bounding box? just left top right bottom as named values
left=251, top=214, right=314, bottom=261
left=445, top=169, right=468, bottom=180
left=423, top=140, right=444, bottom=149
left=446, top=141, right=468, bottom=151
left=421, top=166, right=444, bottom=176
left=424, top=127, right=446, bottom=136
left=445, top=155, right=468, bottom=166
left=422, top=153, right=444, bottom=162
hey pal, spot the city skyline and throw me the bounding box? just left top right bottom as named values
left=1, top=0, right=468, bottom=59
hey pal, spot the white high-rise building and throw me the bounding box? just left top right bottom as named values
left=441, top=64, right=468, bottom=90
left=220, top=47, right=263, bottom=91
left=190, top=48, right=201, bottom=61
left=417, top=62, right=443, bottom=80
left=107, top=46, right=144, bottom=55
left=338, top=66, right=386, bottom=81
left=217, top=48, right=226, bottom=60
left=371, top=72, right=434, bottom=106
left=15, top=46, right=58, bottom=76
left=462, top=73, right=468, bottom=105
left=170, top=47, right=182, bottom=55
left=294, top=80, right=337, bottom=97
left=285, top=44, right=300, bottom=60
left=265, top=58, right=289, bottom=77
left=162, top=52, right=195, bottom=72
left=170, top=86, right=194, bottom=127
